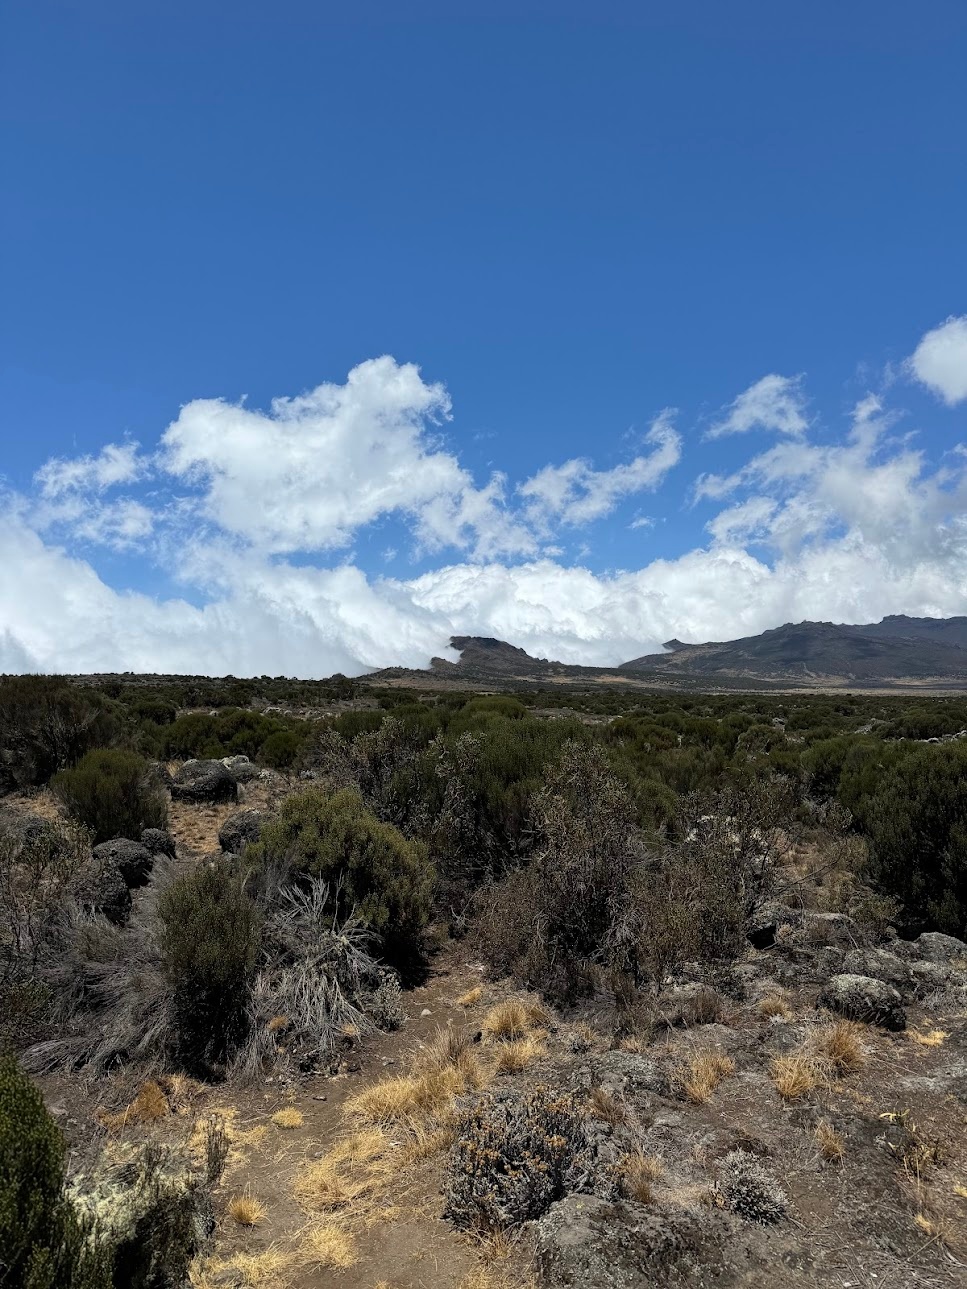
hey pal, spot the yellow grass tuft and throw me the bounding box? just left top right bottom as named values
left=494, top=1035, right=544, bottom=1075
left=812, top=1019, right=867, bottom=1075
left=770, top=1051, right=824, bottom=1100
left=953, top=1183, right=967, bottom=1200
left=910, top=1027, right=950, bottom=1048
left=679, top=1048, right=735, bottom=1104
left=814, top=1118, right=845, bottom=1162
left=270, top=1106, right=304, bottom=1130
left=210, top=1249, right=294, bottom=1289
left=416, top=1024, right=489, bottom=1089
left=98, top=1080, right=169, bottom=1130
left=293, top=1128, right=391, bottom=1210
left=299, top=1219, right=358, bottom=1269
left=758, top=995, right=793, bottom=1020
left=266, top=1014, right=289, bottom=1034
left=914, top=1212, right=941, bottom=1239
left=588, top=1085, right=629, bottom=1127
left=227, top=1191, right=267, bottom=1226
left=456, top=985, right=483, bottom=1008
left=482, top=997, right=549, bottom=1043
left=619, top=1149, right=664, bottom=1202
left=346, top=1066, right=463, bottom=1125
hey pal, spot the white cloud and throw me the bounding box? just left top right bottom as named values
left=35, top=442, right=146, bottom=497
left=706, top=374, right=808, bottom=438
left=519, top=410, right=681, bottom=529
left=909, top=315, right=967, bottom=406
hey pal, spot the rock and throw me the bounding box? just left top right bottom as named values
left=841, top=947, right=913, bottom=995
left=802, top=911, right=859, bottom=948
left=217, top=809, right=264, bottom=853
left=817, top=973, right=906, bottom=1030
left=170, top=760, right=238, bottom=805
left=141, top=827, right=176, bottom=858
left=574, top=1050, right=669, bottom=1101
left=221, top=754, right=259, bottom=783
left=747, top=903, right=802, bottom=949
left=92, top=838, right=154, bottom=889
left=912, top=931, right=967, bottom=963
left=73, top=857, right=131, bottom=925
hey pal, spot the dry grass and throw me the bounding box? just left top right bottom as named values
left=588, top=1085, right=629, bottom=1127
left=97, top=1080, right=169, bottom=1130
left=456, top=985, right=483, bottom=1008
left=227, top=1191, right=267, bottom=1226
left=758, top=995, right=794, bottom=1020
left=458, top=1265, right=538, bottom=1289
left=619, top=1149, right=664, bottom=1202
left=953, top=1183, right=967, bottom=1200
left=812, top=1019, right=867, bottom=1075
left=416, top=1024, right=489, bottom=1089
left=770, top=1051, right=824, bottom=1100
left=299, top=1219, right=359, bottom=1269
left=493, top=1035, right=544, bottom=1075
left=270, top=1106, right=304, bottom=1129
left=345, top=1066, right=464, bottom=1124
left=293, top=1128, right=391, bottom=1210
left=207, top=1249, right=294, bottom=1289
left=814, top=1118, right=845, bottom=1162
left=910, top=1027, right=950, bottom=1048
left=618, top=1035, right=645, bottom=1053
left=482, top=998, right=548, bottom=1042
left=267, top=1014, right=289, bottom=1034
left=678, top=1048, right=735, bottom=1103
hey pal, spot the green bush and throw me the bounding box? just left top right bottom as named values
left=246, top=788, right=434, bottom=965
left=0, top=676, right=119, bottom=789
left=52, top=749, right=168, bottom=844
left=157, top=861, right=261, bottom=1070
left=866, top=743, right=967, bottom=936
left=0, top=1050, right=110, bottom=1289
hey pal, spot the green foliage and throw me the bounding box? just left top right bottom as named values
left=0, top=1050, right=110, bottom=1289
left=0, top=676, right=120, bottom=789
left=157, top=862, right=261, bottom=1069
left=52, top=749, right=167, bottom=844
left=865, top=742, right=967, bottom=935
left=152, top=707, right=310, bottom=764
left=246, top=788, right=434, bottom=964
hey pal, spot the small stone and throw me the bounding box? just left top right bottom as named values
left=420, top=1008, right=432, bottom=1016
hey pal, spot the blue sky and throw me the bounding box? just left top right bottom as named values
left=2, top=1, right=967, bottom=675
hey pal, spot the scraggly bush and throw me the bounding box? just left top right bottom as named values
left=0, top=1050, right=111, bottom=1288
left=0, top=675, right=119, bottom=789
left=245, top=788, right=434, bottom=967
left=157, top=861, right=261, bottom=1071
left=52, top=748, right=168, bottom=845
left=444, top=1087, right=596, bottom=1232
left=721, top=1149, right=788, bottom=1224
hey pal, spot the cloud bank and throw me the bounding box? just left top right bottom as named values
left=1, top=319, right=966, bottom=677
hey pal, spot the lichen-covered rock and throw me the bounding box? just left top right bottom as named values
left=747, top=903, right=803, bottom=949
left=170, top=760, right=238, bottom=805
left=141, top=827, right=176, bottom=858
left=912, top=931, right=967, bottom=963
left=92, top=838, right=153, bottom=889
left=221, top=754, right=258, bottom=783
left=572, top=1050, right=670, bottom=1102
left=217, top=808, right=264, bottom=853
left=841, top=947, right=913, bottom=995
left=817, top=973, right=906, bottom=1030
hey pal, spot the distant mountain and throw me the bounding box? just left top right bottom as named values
left=620, top=617, right=967, bottom=683
left=364, top=616, right=967, bottom=691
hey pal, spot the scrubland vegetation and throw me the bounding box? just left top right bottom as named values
left=2, top=672, right=967, bottom=1287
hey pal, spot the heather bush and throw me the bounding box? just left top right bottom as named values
left=0, top=1050, right=111, bottom=1289
left=0, top=676, right=119, bottom=789
left=52, top=748, right=167, bottom=844
left=157, top=861, right=261, bottom=1070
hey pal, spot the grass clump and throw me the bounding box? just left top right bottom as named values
left=814, top=1118, right=845, bottom=1162
left=228, top=1191, right=267, bottom=1226
left=618, top=1149, right=664, bottom=1203
left=493, top=1035, right=544, bottom=1075
left=812, top=1019, right=867, bottom=1075
left=770, top=1052, right=824, bottom=1101
left=299, top=1219, right=359, bottom=1269
left=758, top=995, right=793, bottom=1020
left=678, top=1048, right=735, bottom=1103
left=270, top=1106, right=304, bottom=1130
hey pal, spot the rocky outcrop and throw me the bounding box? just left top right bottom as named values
left=73, top=856, right=131, bottom=925
left=141, top=827, right=176, bottom=858
left=92, top=839, right=153, bottom=889
left=817, top=973, right=906, bottom=1030
left=221, top=754, right=259, bottom=783
left=217, top=808, right=264, bottom=854
left=169, top=760, right=238, bottom=805
left=912, top=931, right=967, bottom=963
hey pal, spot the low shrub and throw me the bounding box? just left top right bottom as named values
left=721, top=1149, right=787, bottom=1224
left=443, top=1087, right=595, bottom=1232
left=157, top=861, right=261, bottom=1071
left=0, top=676, right=119, bottom=789
left=0, top=1050, right=111, bottom=1288
left=52, top=748, right=168, bottom=845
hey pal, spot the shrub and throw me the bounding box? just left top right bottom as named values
left=52, top=749, right=168, bottom=845
left=721, top=1149, right=787, bottom=1224
left=0, top=676, right=119, bottom=789
left=443, top=1087, right=595, bottom=1232
left=157, top=861, right=261, bottom=1070
left=0, top=1050, right=110, bottom=1288
left=246, top=788, right=434, bottom=966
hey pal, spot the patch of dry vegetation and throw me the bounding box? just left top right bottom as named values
left=493, top=1034, right=544, bottom=1075
left=270, top=1106, right=304, bottom=1129
left=814, top=1118, right=845, bottom=1162
left=812, top=1019, right=867, bottom=1075
left=619, top=1148, right=664, bottom=1202
left=770, top=1051, right=825, bottom=1100
left=758, top=994, right=793, bottom=1020
left=678, top=1048, right=735, bottom=1103
left=227, top=1191, right=267, bottom=1226
left=482, top=998, right=548, bottom=1042
left=299, top=1219, right=359, bottom=1269
left=457, top=985, right=483, bottom=1008
left=910, top=1027, right=949, bottom=1047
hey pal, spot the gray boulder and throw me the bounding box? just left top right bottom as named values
left=841, top=947, right=913, bottom=995
left=218, top=808, right=264, bottom=854
left=817, top=973, right=906, bottom=1030
left=802, top=912, right=859, bottom=948
left=92, top=839, right=153, bottom=889
left=141, top=827, right=176, bottom=858
left=73, top=857, right=131, bottom=925
left=170, top=759, right=238, bottom=805
left=912, top=931, right=967, bottom=963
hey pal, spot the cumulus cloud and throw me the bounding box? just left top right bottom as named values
left=909, top=315, right=967, bottom=406
left=519, top=410, right=681, bottom=529
left=706, top=374, right=808, bottom=438
left=3, top=334, right=967, bottom=677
